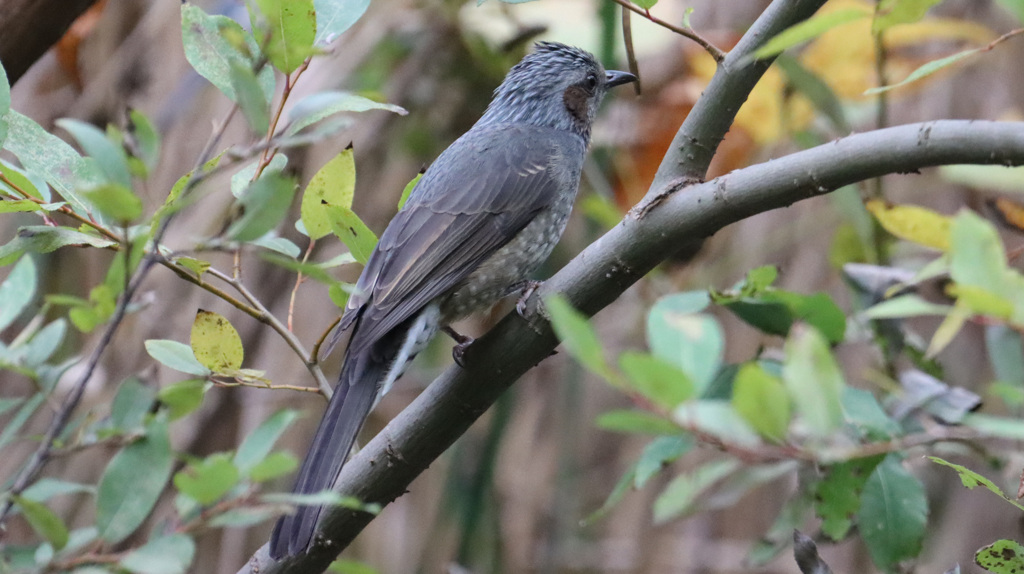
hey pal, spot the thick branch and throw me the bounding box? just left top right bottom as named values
left=0, top=0, right=98, bottom=84
left=240, top=119, right=1024, bottom=574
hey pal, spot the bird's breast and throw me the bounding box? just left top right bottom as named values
left=438, top=198, right=574, bottom=324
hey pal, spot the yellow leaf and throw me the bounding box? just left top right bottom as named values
left=926, top=301, right=969, bottom=358
left=190, top=310, right=244, bottom=372
left=300, top=147, right=356, bottom=240
left=865, top=199, right=951, bottom=251
left=800, top=0, right=995, bottom=99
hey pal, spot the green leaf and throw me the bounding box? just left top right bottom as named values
left=249, top=451, right=298, bottom=482
left=866, top=48, right=979, bottom=95
left=596, top=410, right=681, bottom=435
left=229, top=62, right=271, bottom=133
left=227, top=171, right=297, bottom=242
left=157, top=380, right=207, bottom=420
left=314, top=0, right=370, bottom=46
left=653, top=459, right=741, bottom=523
left=0, top=199, right=41, bottom=213
left=120, top=534, right=195, bottom=574
left=22, top=478, right=94, bottom=502
left=128, top=110, right=160, bottom=172
left=3, top=111, right=102, bottom=214
left=815, top=455, right=885, bottom=540
left=633, top=0, right=657, bottom=8
left=0, top=394, right=44, bottom=451
left=301, top=147, right=356, bottom=240
left=764, top=291, right=846, bottom=344
left=234, top=409, right=301, bottom=473
left=929, top=456, right=1024, bottom=511
left=581, top=463, right=637, bottom=526
left=926, top=300, right=970, bottom=357
left=231, top=155, right=287, bottom=198
left=941, top=164, right=1024, bottom=193
left=180, top=4, right=274, bottom=104
left=840, top=387, right=900, bottom=439
left=145, top=339, right=212, bottom=377
left=634, top=435, right=693, bottom=489
left=0, top=226, right=116, bottom=266
left=731, top=363, right=790, bottom=442
left=0, top=157, right=46, bottom=200
left=13, top=496, right=69, bottom=550
left=173, top=453, right=240, bottom=505
left=325, top=203, right=378, bottom=264
left=856, top=455, right=928, bottom=570
left=0, top=255, right=37, bottom=332
left=775, top=55, right=849, bottom=133
left=987, top=325, right=1024, bottom=386
left=97, top=417, right=174, bottom=544
left=253, top=0, right=316, bottom=74
left=873, top=0, right=943, bottom=33
left=190, top=310, right=244, bottom=372
left=963, top=413, right=1024, bottom=440
left=863, top=294, right=952, bottom=319
left=545, top=294, right=613, bottom=380
left=207, top=506, right=280, bottom=527
left=111, top=377, right=157, bottom=432
left=783, top=324, right=845, bottom=437
left=753, top=8, right=870, bottom=59
left=327, top=560, right=380, bottom=574
left=286, top=91, right=407, bottom=136
left=618, top=351, right=694, bottom=409
left=647, top=293, right=721, bottom=394
left=672, top=401, right=761, bottom=446
left=396, top=170, right=422, bottom=210
left=82, top=184, right=143, bottom=222
left=56, top=118, right=131, bottom=188
left=976, top=540, right=1024, bottom=574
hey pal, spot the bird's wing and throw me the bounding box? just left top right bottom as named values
left=344, top=123, right=581, bottom=353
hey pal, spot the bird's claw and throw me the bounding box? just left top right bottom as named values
left=443, top=326, right=474, bottom=367
left=515, top=280, right=544, bottom=318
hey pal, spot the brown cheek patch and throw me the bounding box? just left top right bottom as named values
left=563, top=85, right=590, bottom=124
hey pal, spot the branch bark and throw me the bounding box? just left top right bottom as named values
left=0, top=0, right=99, bottom=84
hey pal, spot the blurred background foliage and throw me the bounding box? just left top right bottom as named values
left=3, top=0, right=1024, bottom=572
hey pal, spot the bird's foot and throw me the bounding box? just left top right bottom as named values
left=515, top=280, right=544, bottom=319
left=442, top=326, right=474, bottom=367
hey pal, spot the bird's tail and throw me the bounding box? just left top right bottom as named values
left=269, top=345, right=385, bottom=558
left=268, top=305, right=439, bottom=558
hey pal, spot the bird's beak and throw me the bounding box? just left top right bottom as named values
left=605, top=70, right=638, bottom=88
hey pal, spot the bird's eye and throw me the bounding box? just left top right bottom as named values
left=585, top=73, right=598, bottom=91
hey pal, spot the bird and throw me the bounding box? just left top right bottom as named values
left=269, top=41, right=637, bottom=558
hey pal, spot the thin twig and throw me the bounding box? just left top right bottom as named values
left=621, top=4, right=642, bottom=95
left=205, top=267, right=332, bottom=398
left=311, top=315, right=342, bottom=365
left=608, top=0, right=725, bottom=63
left=288, top=239, right=315, bottom=332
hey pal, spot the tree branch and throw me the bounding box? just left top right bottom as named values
left=241, top=119, right=1024, bottom=573
left=0, top=0, right=99, bottom=84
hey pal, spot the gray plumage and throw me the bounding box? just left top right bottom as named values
left=270, top=42, right=636, bottom=559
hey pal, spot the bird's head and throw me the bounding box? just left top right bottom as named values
left=479, top=42, right=637, bottom=141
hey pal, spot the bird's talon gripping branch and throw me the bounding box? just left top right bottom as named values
left=442, top=326, right=475, bottom=367
left=515, top=280, right=543, bottom=318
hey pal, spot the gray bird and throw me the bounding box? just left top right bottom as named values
left=270, top=42, right=636, bottom=558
